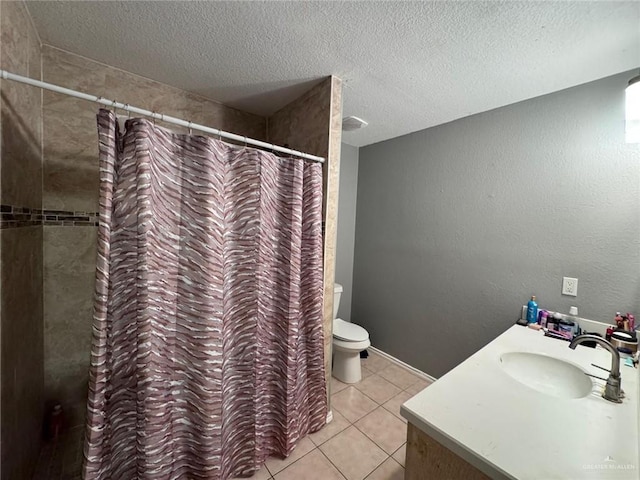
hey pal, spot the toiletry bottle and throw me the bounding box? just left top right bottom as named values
left=568, top=306, right=579, bottom=335
left=547, top=313, right=556, bottom=331
left=558, top=319, right=575, bottom=338
left=615, top=312, right=623, bottom=329
left=629, top=314, right=635, bottom=331
left=527, top=296, right=538, bottom=324
left=539, top=310, right=548, bottom=328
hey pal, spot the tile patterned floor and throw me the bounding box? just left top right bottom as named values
left=32, top=351, right=432, bottom=480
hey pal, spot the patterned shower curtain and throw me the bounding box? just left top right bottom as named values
left=83, top=110, right=327, bottom=480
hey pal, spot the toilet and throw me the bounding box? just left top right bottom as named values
left=332, top=283, right=370, bottom=383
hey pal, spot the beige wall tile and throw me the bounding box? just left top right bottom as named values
left=1, top=226, right=44, bottom=479
left=42, top=46, right=108, bottom=93
left=1, top=0, right=42, bottom=209
left=42, top=96, right=100, bottom=211
left=0, top=0, right=30, bottom=74
left=0, top=2, right=44, bottom=478
left=42, top=46, right=268, bottom=213
left=197, top=92, right=267, bottom=141
left=43, top=226, right=97, bottom=427
left=267, top=78, right=330, bottom=158
left=2, top=79, right=42, bottom=207
left=323, top=76, right=342, bottom=404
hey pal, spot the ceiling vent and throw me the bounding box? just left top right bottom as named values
left=342, top=116, right=368, bottom=131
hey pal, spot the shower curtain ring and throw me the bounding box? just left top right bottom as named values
left=125, top=104, right=130, bottom=119
left=188, top=121, right=193, bottom=135
left=243, top=136, right=247, bottom=149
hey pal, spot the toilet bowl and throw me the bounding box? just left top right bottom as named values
left=332, top=284, right=370, bottom=384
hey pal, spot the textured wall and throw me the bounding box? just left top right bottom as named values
left=268, top=77, right=343, bottom=401
left=41, top=45, right=269, bottom=427
left=335, top=143, right=359, bottom=321
left=353, top=71, right=640, bottom=378
left=0, top=1, right=44, bottom=478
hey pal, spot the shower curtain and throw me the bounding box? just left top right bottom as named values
left=84, top=110, right=327, bottom=480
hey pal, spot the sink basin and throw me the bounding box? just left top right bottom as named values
left=499, top=352, right=592, bottom=399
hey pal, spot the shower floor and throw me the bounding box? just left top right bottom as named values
left=32, top=424, right=83, bottom=480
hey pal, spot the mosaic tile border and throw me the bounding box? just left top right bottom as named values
left=1, top=205, right=99, bottom=229
left=1, top=205, right=325, bottom=232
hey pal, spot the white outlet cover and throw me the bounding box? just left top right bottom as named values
left=562, top=277, right=578, bottom=296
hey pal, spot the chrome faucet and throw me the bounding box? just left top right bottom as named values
left=569, top=334, right=622, bottom=403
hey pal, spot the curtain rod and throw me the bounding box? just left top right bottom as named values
left=0, top=69, right=325, bottom=163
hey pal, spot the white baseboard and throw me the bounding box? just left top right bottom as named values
left=326, top=410, right=333, bottom=424
left=367, top=346, right=438, bottom=383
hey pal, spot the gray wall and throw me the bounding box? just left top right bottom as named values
left=353, top=71, right=640, bottom=378
left=335, top=143, right=359, bottom=321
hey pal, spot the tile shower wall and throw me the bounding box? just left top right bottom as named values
left=0, top=1, right=44, bottom=478
left=41, top=45, right=269, bottom=427
left=268, top=76, right=343, bottom=402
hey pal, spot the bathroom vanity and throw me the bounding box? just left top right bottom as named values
left=401, top=325, right=639, bottom=479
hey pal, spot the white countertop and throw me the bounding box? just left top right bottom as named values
left=401, top=325, right=639, bottom=480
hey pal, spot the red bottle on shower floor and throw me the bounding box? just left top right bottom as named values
left=47, top=403, right=64, bottom=440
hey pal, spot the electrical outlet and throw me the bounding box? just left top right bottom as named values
left=562, top=277, right=578, bottom=296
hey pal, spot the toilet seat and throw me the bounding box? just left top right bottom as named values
left=333, top=318, right=369, bottom=342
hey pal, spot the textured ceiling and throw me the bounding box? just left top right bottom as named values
left=26, top=1, right=640, bottom=147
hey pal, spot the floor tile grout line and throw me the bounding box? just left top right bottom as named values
left=332, top=387, right=406, bottom=477
left=338, top=378, right=397, bottom=408
left=322, top=385, right=397, bottom=480
left=315, top=445, right=349, bottom=480
left=330, top=389, right=378, bottom=423
left=361, top=455, right=405, bottom=480
left=308, top=418, right=350, bottom=448
left=318, top=427, right=390, bottom=480
left=390, top=442, right=406, bottom=458
left=351, top=379, right=403, bottom=408
left=351, top=412, right=407, bottom=459
left=265, top=441, right=321, bottom=477
left=375, top=365, right=425, bottom=391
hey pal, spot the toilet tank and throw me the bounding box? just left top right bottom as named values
left=333, top=283, right=343, bottom=319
